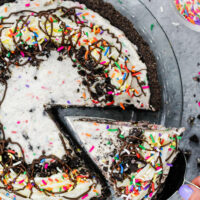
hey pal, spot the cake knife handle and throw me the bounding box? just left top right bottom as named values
left=185, top=180, right=200, bottom=190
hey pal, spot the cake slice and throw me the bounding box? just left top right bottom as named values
left=66, top=117, right=185, bottom=199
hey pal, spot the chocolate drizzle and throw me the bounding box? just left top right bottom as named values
left=75, top=0, right=161, bottom=111
left=107, top=129, right=164, bottom=197
left=0, top=129, right=101, bottom=199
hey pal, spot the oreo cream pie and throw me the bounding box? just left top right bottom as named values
left=0, top=0, right=175, bottom=199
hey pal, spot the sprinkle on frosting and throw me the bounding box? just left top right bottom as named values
left=174, top=0, right=200, bottom=25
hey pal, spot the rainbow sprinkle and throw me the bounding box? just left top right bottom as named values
left=25, top=3, right=30, bottom=7
left=81, top=194, right=88, bottom=199
left=89, top=146, right=95, bottom=152
left=57, top=46, right=64, bottom=52
left=174, top=0, right=200, bottom=25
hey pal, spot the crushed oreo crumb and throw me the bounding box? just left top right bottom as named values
left=75, top=0, right=161, bottom=111
left=189, top=135, right=199, bottom=144
left=197, top=157, right=200, bottom=167
left=183, top=149, right=192, bottom=161
left=187, top=116, right=195, bottom=126
left=193, top=76, right=200, bottom=82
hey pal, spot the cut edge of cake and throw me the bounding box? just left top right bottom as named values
left=66, top=116, right=185, bottom=200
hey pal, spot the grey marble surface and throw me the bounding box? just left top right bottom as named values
left=141, top=0, right=200, bottom=199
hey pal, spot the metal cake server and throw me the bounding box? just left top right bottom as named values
left=157, top=151, right=200, bottom=200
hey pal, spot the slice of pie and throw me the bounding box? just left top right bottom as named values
left=66, top=117, right=185, bottom=199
